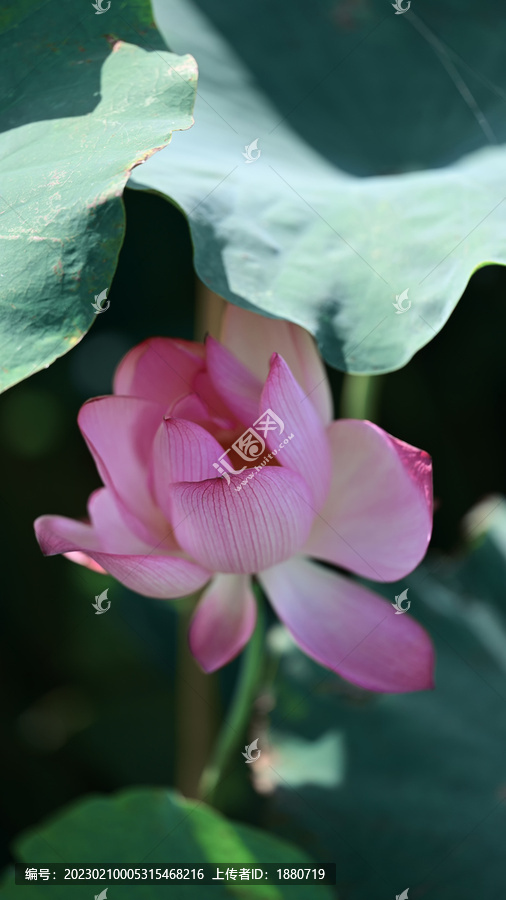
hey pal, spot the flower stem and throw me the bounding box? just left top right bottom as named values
left=198, top=588, right=265, bottom=805
left=174, top=282, right=227, bottom=799
left=175, top=593, right=218, bottom=799
left=195, top=279, right=226, bottom=341
left=340, top=373, right=383, bottom=422
left=174, top=283, right=227, bottom=797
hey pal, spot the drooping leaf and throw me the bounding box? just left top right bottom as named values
left=0, top=0, right=197, bottom=392
left=130, top=0, right=506, bottom=373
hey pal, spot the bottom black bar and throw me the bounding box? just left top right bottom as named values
left=15, top=863, right=336, bottom=885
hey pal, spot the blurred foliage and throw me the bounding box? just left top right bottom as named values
left=1, top=788, right=333, bottom=899
left=263, top=512, right=506, bottom=899
left=1, top=188, right=506, bottom=897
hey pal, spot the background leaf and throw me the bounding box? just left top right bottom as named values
left=1, top=787, right=335, bottom=899
left=261, top=497, right=506, bottom=899
left=0, top=0, right=197, bottom=393
left=130, top=0, right=506, bottom=373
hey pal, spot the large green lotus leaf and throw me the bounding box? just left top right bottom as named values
left=130, top=0, right=506, bottom=373
left=262, top=498, right=506, bottom=899
left=0, top=0, right=197, bottom=392
left=0, top=787, right=334, bottom=899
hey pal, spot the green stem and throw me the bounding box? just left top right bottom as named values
left=175, top=593, right=218, bottom=799
left=198, top=589, right=265, bottom=804
left=339, top=373, right=383, bottom=421
left=174, top=286, right=225, bottom=798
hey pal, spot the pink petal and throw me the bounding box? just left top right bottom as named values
left=151, top=418, right=224, bottom=522
left=35, top=514, right=99, bottom=550
left=259, top=557, right=435, bottom=693
left=260, top=354, right=331, bottom=510
left=63, top=551, right=108, bottom=574
left=34, top=514, right=211, bottom=599
left=113, top=337, right=205, bottom=406
left=205, top=335, right=263, bottom=426
left=112, top=341, right=146, bottom=394
left=189, top=574, right=257, bottom=672
left=60, top=490, right=162, bottom=566
left=167, top=393, right=240, bottom=449
left=88, top=488, right=156, bottom=553
left=304, top=420, right=433, bottom=582
left=169, top=393, right=211, bottom=424
left=192, top=370, right=238, bottom=428
left=220, top=305, right=333, bottom=425
left=170, top=467, right=314, bottom=574
left=78, top=396, right=169, bottom=546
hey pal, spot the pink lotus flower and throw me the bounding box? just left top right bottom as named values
left=35, top=306, right=434, bottom=692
